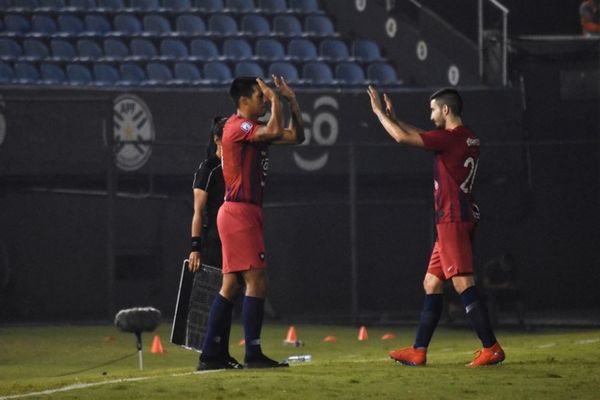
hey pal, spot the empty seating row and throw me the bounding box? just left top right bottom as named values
left=0, top=37, right=383, bottom=63
left=1, top=13, right=336, bottom=37
left=0, top=59, right=401, bottom=85
left=0, top=0, right=322, bottom=12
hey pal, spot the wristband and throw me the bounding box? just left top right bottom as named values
left=191, top=236, right=202, bottom=252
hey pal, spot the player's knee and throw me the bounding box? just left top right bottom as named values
left=423, top=274, right=443, bottom=294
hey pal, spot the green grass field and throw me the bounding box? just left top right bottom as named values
left=1, top=323, right=599, bottom=399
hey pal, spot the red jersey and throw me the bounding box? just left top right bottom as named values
left=420, top=126, right=480, bottom=224
left=221, top=114, right=269, bottom=206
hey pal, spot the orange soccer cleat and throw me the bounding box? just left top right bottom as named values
left=389, top=347, right=427, bottom=366
left=466, top=342, right=505, bottom=367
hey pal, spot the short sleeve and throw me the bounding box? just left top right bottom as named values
left=192, top=160, right=210, bottom=190
left=230, top=118, right=261, bottom=142
left=419, top=129, right=453, bottom=151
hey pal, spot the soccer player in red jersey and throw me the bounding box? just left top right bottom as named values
left=367, top=86, right=505, bottom=367
left=198, top=76, right=304, bottom=370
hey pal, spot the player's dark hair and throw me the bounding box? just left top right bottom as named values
left=430, top=88, right=463, bottom=116
left=229, top=76, right=258, bottom=107
left=205, top=116, right=227, bottom=158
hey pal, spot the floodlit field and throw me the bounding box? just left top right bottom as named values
left=1, top=323, right=599, bottom=399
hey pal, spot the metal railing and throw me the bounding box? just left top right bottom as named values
left=478, top=0, right=509, bottom=86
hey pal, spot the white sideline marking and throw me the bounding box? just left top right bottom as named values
left=537, top=343, right=556, bottom=349
left=574, top=338, right=599, bottom=345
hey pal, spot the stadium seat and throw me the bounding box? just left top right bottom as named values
left=66, top=63, right=93, bottom=84
left=131, top=0, right=159, bottom=10
left=0, top=62, right=15, bottom=83
left=176, top=15, right=206, bottom=34
left=40, top=62, right=66, bottom=83
left=131, top=38, right=158, bottom=58
left=255, top=38, right=285, bottom=60
left=97, top=0, right=124, bottom=9
left=68, top=0, right=96, bottom=8
left=114, top=14, right=143, bottom=35
left=119, top=63, right=146, bottom=84
left=146, top=62, right=173, bottom=83
left=268, top=61, right=298, bottom=82
left=352, top=39, right=383, bottom=62
left=174, top=62, right=202, bottom=82
left=84, top=15, right=112, bottom=35
left=208, top=14, right=238, bottom=36
left=304, top=15, right=334, bottom=36
left=39, top=0, right=66, bottom=8
left=163, top=0, right=191, bottom=10
left=57, top=15, right=85, bottom=34
left=4, top=15, right=31, bottom=34
left=104, top=38, right=129, bottom=59
left=302, top=60, right=332, bottom=84
left=0, top=38, right=23, bottom=60
left=272, top=15, right=302, bottom=36
left=203, top=61, right=231, bottom=83
left=31, top=15, right=58, bottom=35
left=160, top=39, right=189, bottom=59
left=94, top=63, right=120, bottom=84
left=0, top=0, right=11, bottom=10
left=50, top=39, right=77, bottom=60
left=241, top=15, right=270, bottom=36
left=320, top=38, right=349, bottom=61
left=335, top=61, right=365, bottom=84
left=13, top=0, right=39, bottom=9
left=23, top=39, right=50, bottom=60
left=14, top=61, right=40, bottom=82
left=143, top=15, right=172, bottom=35
left=77, top=39, right=103, bottom=59
left=190, top=38, right=219, bottom=60
left=288, top=38, right=317, bottom=61
left=234, top=61, right=264, bottom=77
left=289, top=0, right=318, bottom=12
left=225, top=0, right=254, bottom=12
left=223, top=38, right=253, bottom=60
left=258, top=0, right=286, bottom=12
left=366, top=62, right=399, bottom=85
left=195, top=0, right=223, bottom=11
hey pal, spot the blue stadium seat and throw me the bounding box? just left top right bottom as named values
left=208, top=14, right=237, bottom=36
left=190, top=38, right=219, bottom=60
left=146, top=62, right=173, bottom=83
left=223, top=38, right=252, bottom=60
left=288, top=38, right=317, bottom=61
left=39, top=0, right=66, bottom=8
left=304, top=15, right=334, bottom=36
left=104, top=38, right=129, bottom=59
left=241, top=15, right=270, bottom=36
left=77, top=39, right=103, bottom=59
left=320, top=38, right=349, bottom=61
left=234, top=61, right=264, bottom=77
left=367, top=62, right=399, bottom=85
left=143, top=15, right=172, bottom=35
left=50, top=39, right=77, bottom=60
left=174, top=62, right=202, bottom=82
left=31, top=15, right=58, bottom=35
left=13, top=0, right=39, bottom=9
left=84, top=15, right=112, bottom=35
left=0, top=38, right=23, bottom=60
left=119, top=63, right=146, bottom=84
left=195, top=0, right=223, bottom=11
left=131, top=0, right=159, bottom=10
left=335, top=61, right=365, bottom=85
left=163, top=0, right=191, bottom=10
left=176, top=15, right=206, bottom=34
left=94, top=63, right=120, bottom=84
left=160, top=39, right=188, bottom=59
left=258, top=0, right=286, bottom=12
left=58, top=15, right=85, bottom=34
left=302, top=61, right=332, bottom=84
left=352, top=39, right=383, bottom=62
left=67, top=63, right=93, bottom=84
left=97, top=0, right=124, bottom=9
left=68, top=0, right=96, bottom=8
left=268, top=61, right=298, bottom=82
left=203, top=61, right=231, bottom=83
left=131, top=38, right=158, bottom=58
left=40, top=62, right=66, bottom=83
left=23, top=39, right=50, bottom=60
left=272, top=15, right=302, bottom=36
left=14, top=61, right=40, bottom=83
left=0, top=62, right=16, bottom=83
left=225, top=0, right=254, bottom=12
left=255, top=38, right=285, bottom=60
left=4, top=15, right=31, bottom=34
left=0, top=0, right=11, bottom=9
left=289, top=0, right=318, bottom=12
left=114, top=14, right=143, bottom=35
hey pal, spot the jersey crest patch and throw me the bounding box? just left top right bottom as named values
left=241, top=121, right=253, bottom=133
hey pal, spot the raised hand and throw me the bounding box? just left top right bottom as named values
left=256, top=77, right=277, bottom=101
left=383, top=93, right=396, bottom=119
left=272, top=75, right=296, bottom=101
left=367, top=85, right=383, bottom=115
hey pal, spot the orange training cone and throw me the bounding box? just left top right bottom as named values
left=323, top=335, right=337, bottom=343
left=381, top=333, right=396, bottom=340
left=358, top=326, right=368, bottom=341
left=284, top=326, right=298, bottom=344
left=239, top=339, right=245, bottom=346
left=151, top=335, right=165, bottom=353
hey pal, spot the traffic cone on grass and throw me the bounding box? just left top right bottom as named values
left=358, top=326, right=368, bottom=341
left=283, top=326, right=303, bottom=347
left=151, top=335, right=165, bottom=353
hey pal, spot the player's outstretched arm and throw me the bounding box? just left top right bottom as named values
left=253, top=78, right=284, bottom=142
left=272, top=75, right=305, bottom=145
left=368, top=85, right=425, bottom=147
left=188, top=188, right=208, bottom=272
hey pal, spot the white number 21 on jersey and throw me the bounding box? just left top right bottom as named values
left=460, top=157, right=478, bottom=194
